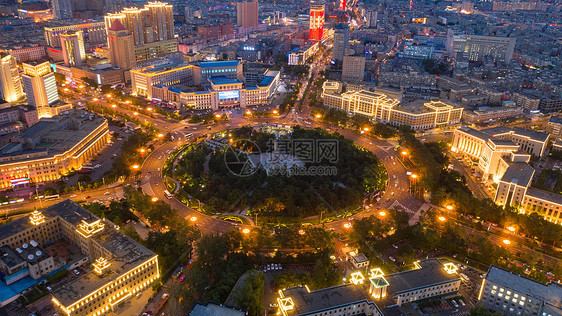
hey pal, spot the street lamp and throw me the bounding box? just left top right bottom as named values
left=446, top=205, right=453, bottom=211
left=151, top=197, right=158, bottom=202
left=93, top=98, right=98, bottom=102
left=379, top=211, right=386, bottom=216
left=133, top=112, right=139, bottom=116
left=298, top=229, right=305, bottom=235
left=503, top=239, right=511, bottom=245
left=245, top=110, right=251, bottom=116
left=315, top=114, right=321, bottom=119
left=438, top=216, right=446, bottom=222
left=157, top=133, right=164, bottom=138
left=111, top=104, right=116, bottom=108
left=507, top=226, right=516, bottom=232
left=344, top=222, right=352, bottom=229
left=190, top=216, right=197, bottom=222
left=132, top=164, right=139, bottom=169
left=215, top=114, right=221, bottom=119
left=242, top=228, right=250, bottom=234
left=106, top=94, right=112, bottom=98
left=273, top=110, right=278, bottom=115
left=363, top=127, right=369, bottom=132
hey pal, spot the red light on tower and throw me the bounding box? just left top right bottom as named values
left=339, top=0, right=346, bottom=10
left=309, top=5, right=325, bottom=41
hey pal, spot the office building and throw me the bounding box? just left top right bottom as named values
left=107, top=20, right=135, bottom=70
left=451, top=126, right=562, bottom=224
left=322, top=81, right=463, bottom=131
left=105, top=2, right=174, bottom=46
left=309, top=5, right=325, bottom=41
left=478, top=266, right=562, bottom=316
left=513, top=90, right=562, bottom=114
left=0, top=109, right=108, bottom=189
left=6, top=46, right=47, bottom=63
left=453, top=34, right=516, bottom=63
left=546, top=115, right=562, bottom=139
left=365, top=11, right=377, bottom=28
left=370, top=259, right=461, bottom=306
left=236, top=0, right=259, bottom=29
left=51, top=0, right=72, bottom=20
left=131, top=60, right=278, bottom=109
left=21, top=61, right=60, bottom=115
left=342, top=56, right=365, bottom=83
left=104, top=2, right=177, bottom=62
left=0, top=199, right=158, bottom=313
left=0, top=53, right=24, bottom=103
left=339, top=0, right=346, bottom=10
left=278, top=284, right=383, bottom=316
left=462, top=106, right=523, bottom=124
left=60, top=31, right=86, bottom=67
left=44, top=22, right=107, bottom=48
left=333, top=23, right=350, bottom=63
left=287, top=42, right=318, bottom=66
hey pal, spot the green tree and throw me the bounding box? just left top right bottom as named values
left=232, top=270, right=265, bottom=316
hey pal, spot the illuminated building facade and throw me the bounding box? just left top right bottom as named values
left=339, top=0, right=346, bottom=10
left=107, top=20, right=136, bottom=70
left=322, top=81, right=463, bottom=130
left=131, top=60, right=278, bottom=109
left=21, top=61, right=60, bottom=114
left=60, top=31, right=86, bottom=67
left=288, top=42, right=318, bottom=66
left=0, top=110, right=109, bottom=189
left=0, top=53, right=24, bottom=103
left=0, top=200, right=159, bottom=313
left=452, top=126, right=562, bottom=224
left=104, top=2, right=177, bottom=63
left=309, top=5, right=325, bottom=41
left=478, top=266, right=562, bottom=315
left=44, top=22, right=107, bottom=48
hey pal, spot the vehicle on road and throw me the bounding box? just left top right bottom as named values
left=164, top=190, right=173, bottom=199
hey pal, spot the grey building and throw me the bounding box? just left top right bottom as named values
left=332, top=23, right=350, bottom=64
left=478, top=266, right=562, bottom=316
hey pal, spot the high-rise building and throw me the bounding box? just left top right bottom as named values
left=104, top=2, right=174, bottom=46
left=44, top=22, right=107, bottom=48
left=60, top=30, right=86, bottom=67
left=309, top=5, right=325, bottom=41
left=107, top=20, right=136, bottom=70
left=21, top=61, right=59, bottom=109
left=452, top=34, right=516, bottom=63
left=342, top=56, right=365, bottom=83
left=236, top=0, right=259, bottom=29
left=365, top=11, right=377, bottom=28
left=339, top=0, right=346, bottom=10
left=51, top=0, right=73, bottom=20
left=104, top=2, right=177, bottom=62
left=332, top=23, right=349, bottom=63
left=0, top=53, right=24, bottom=103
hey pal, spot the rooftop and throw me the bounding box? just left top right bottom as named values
left=385, top=259, right=460, bottom=295
left=549, top=115, right=562, bottom=125
left=198, top=60, right=240, bottom=68
left=189, top=301, right=247, bottom=316
left=500, top=162, right=534, bottom=187
left=0, top=109, right=106, bottom=163
left=486, top=265, right=562, bottom=312
left=280, top=284, right=380, bottom=316
left=525, top=187, right=562, bottom=206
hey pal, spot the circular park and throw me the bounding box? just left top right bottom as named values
left=165, top=125, right=387, bottom=225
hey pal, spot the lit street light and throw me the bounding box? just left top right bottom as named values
left=344, top=222, right=352, bottom=229
left=379, top=211, right=386, bottom=216
left=133, top=112, right=139, bottom=116
left=242, top=228, right=250, bottom=234
left=298, top=229, right=305, bottom=235
left=503, top=239, right=511, bottom=245
left=111, top=104, right=116, bottom=108
left=132, top=164, right=139, bottom=169
left=507, top=226, right=516, bottom=232
left=190, top=216, right=197, bottom=222
left=151, top=197, right=158, bottom=202
left=315, top=114, right=321, bottom=119
left=446, top=205, right=453, bottom=210
left=273, top=110, right=278, bottom=115
left=438, top=216, right=446, bottom=222
left=157, top=133, right=164, bottom=138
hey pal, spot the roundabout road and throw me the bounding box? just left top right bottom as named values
left=140, top=114, right=424, bottom=235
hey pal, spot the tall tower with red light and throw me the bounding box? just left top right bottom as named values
left=309, top=5, right=325, bottom=41
left=339, top=0, right=346, bottom=10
